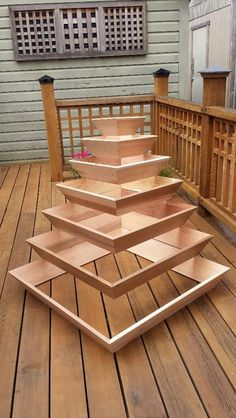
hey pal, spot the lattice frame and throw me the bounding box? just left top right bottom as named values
left=57, top=101, right=154, bottom=165
left=103, top=4, right=145, bottom=52
left=9, top=1, right=147, bottom=61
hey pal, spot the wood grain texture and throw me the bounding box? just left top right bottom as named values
left=0, top=164, right=19, bottom=224
left=69, top=155, right=170, bottom=184
left=9, top=1, right=147, bottom=61
left=0, top=164, right=40, bottom=418
left=0, top=164, right=30, bottom=293
left=42, top=198, right=195, bottom=252
left=40, top=82, right=63, bottom=181
left=75, top=262, right=127, bottom=418
left=57, top=175, right=183, bottom=215
left=114, top=251, right=207, bottom=418
left=82, top=135, right=155, bottom=160
left=50, top=183, right=88, bottom=418
left=8, top=163, right=51, bottom=418
left=1, top=162, right=236, bottom=416
left=95, top=253, right=168, bottom=417
left=140, top=258, right=236, bottom=417
left=10, top=243, right=229, bottom=353
left=23, top=226, right=212, bottom=298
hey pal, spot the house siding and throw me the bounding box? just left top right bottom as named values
left=189, top=0, right=231, bottom=20
left=0, top=0, right=186, bottom=162
left=189, top=0, right=234, bottom=106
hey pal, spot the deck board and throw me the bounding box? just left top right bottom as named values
left=0, top=162, right=236, bottom=418
left=0, top=165, right=10, bottom=188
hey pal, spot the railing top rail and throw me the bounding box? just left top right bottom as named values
left=155, top=96, right=203, bottom=114
left=56, top=95, right=154, bottom=108
left=156, top=96, right=236, bottom=123
left=204, top=106, right=236, bottom=122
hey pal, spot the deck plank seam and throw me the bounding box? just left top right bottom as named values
left=144, top=268, right=210, bottom=417
left=125, top=286, right=170, bottom=417
left=0, top=163, right=41, bottom=417
left=192, top=224, right=236, bottom=269
left=9, top=288, right=27, bottom=418
left=48, top=279, right=52, bottom=418
left=0, top=165, right=10, bottom=188
left=113, top=252, right=171, bottom=417
left=168, top=271, right=236, bottom=392
left=184, top=216, right=236, bottom=298
left=1, top=162, right=235, bottom=417
left=97, top=256, right=133, bottom=418
left=198, top=250, right=236, bottom=299
left=94, top=257, right=131, bottom=417
left=74, top=274, right=90, bottom=418
left=0, top=165, right=30, bottom=297
left=9, top=163, right=46, bottom=417
left=134, top=255, right=209, bottom=417
left=187, top=301, right=236, bottom=392
left=0, top=166, right=20, bottom=229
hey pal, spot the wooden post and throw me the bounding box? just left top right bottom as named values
left=153, top=69, right=170, bottom=153
left=39, top=75, right=63, bottom=182
left=199, top=68, right=230, bottom=197
left=200, top=67, right=231, bottom=106
left=153, top=68, right=170, bottom=96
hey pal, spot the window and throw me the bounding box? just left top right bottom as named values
left=9, top=1, right=147, bottom=61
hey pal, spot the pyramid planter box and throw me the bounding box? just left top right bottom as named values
left=9, top=115, right=229, bottom=352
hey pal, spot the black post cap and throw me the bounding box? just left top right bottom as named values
left=39, top=75, right=54, bottom=84
left=153, top=68, right=170, bottom=77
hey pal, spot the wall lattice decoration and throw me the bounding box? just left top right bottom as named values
left=9, top=1, right=147, bottom=61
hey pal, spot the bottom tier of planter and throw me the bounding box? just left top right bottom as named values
left=10, top=254, right=229, bottom=352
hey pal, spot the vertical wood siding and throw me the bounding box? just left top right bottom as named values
left=0, top=0, right=181, bottom=162
left=189, top=2, right=232, bottom=106
left=189, top=0, right=231, bottom=21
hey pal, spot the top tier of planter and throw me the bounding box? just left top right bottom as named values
left=92, top=116, right=145, bottom=138
left=69, top=117, right=170, bottom=184
left=83, top=116, right=156, bottom=162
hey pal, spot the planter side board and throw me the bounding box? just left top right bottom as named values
left=9, top=256, right=229, bottom=352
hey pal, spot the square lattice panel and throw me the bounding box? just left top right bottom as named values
left=9, top=1, right=147, bottom=61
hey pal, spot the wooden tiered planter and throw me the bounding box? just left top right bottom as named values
left=10, top=116, right=229, bottom=352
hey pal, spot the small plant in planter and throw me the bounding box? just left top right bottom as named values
left=70, top=149, right=89, bottom=179
left=159, top=163, right=175, bottom=178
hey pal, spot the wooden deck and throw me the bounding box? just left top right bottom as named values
left=0, top=162, right=236, bottom=418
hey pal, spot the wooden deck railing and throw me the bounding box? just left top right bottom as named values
left=56, top=95, right=154, bottom=168
left=153, top=96, right=236, bottom=232
left=39, top=72, right=236, bottom=232
left=156, top=97, right=203, bottom=189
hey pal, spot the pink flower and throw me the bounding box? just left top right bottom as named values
left=71, top=150, right=89, bottom=159
left=82, top=150, right=89, bottom=158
